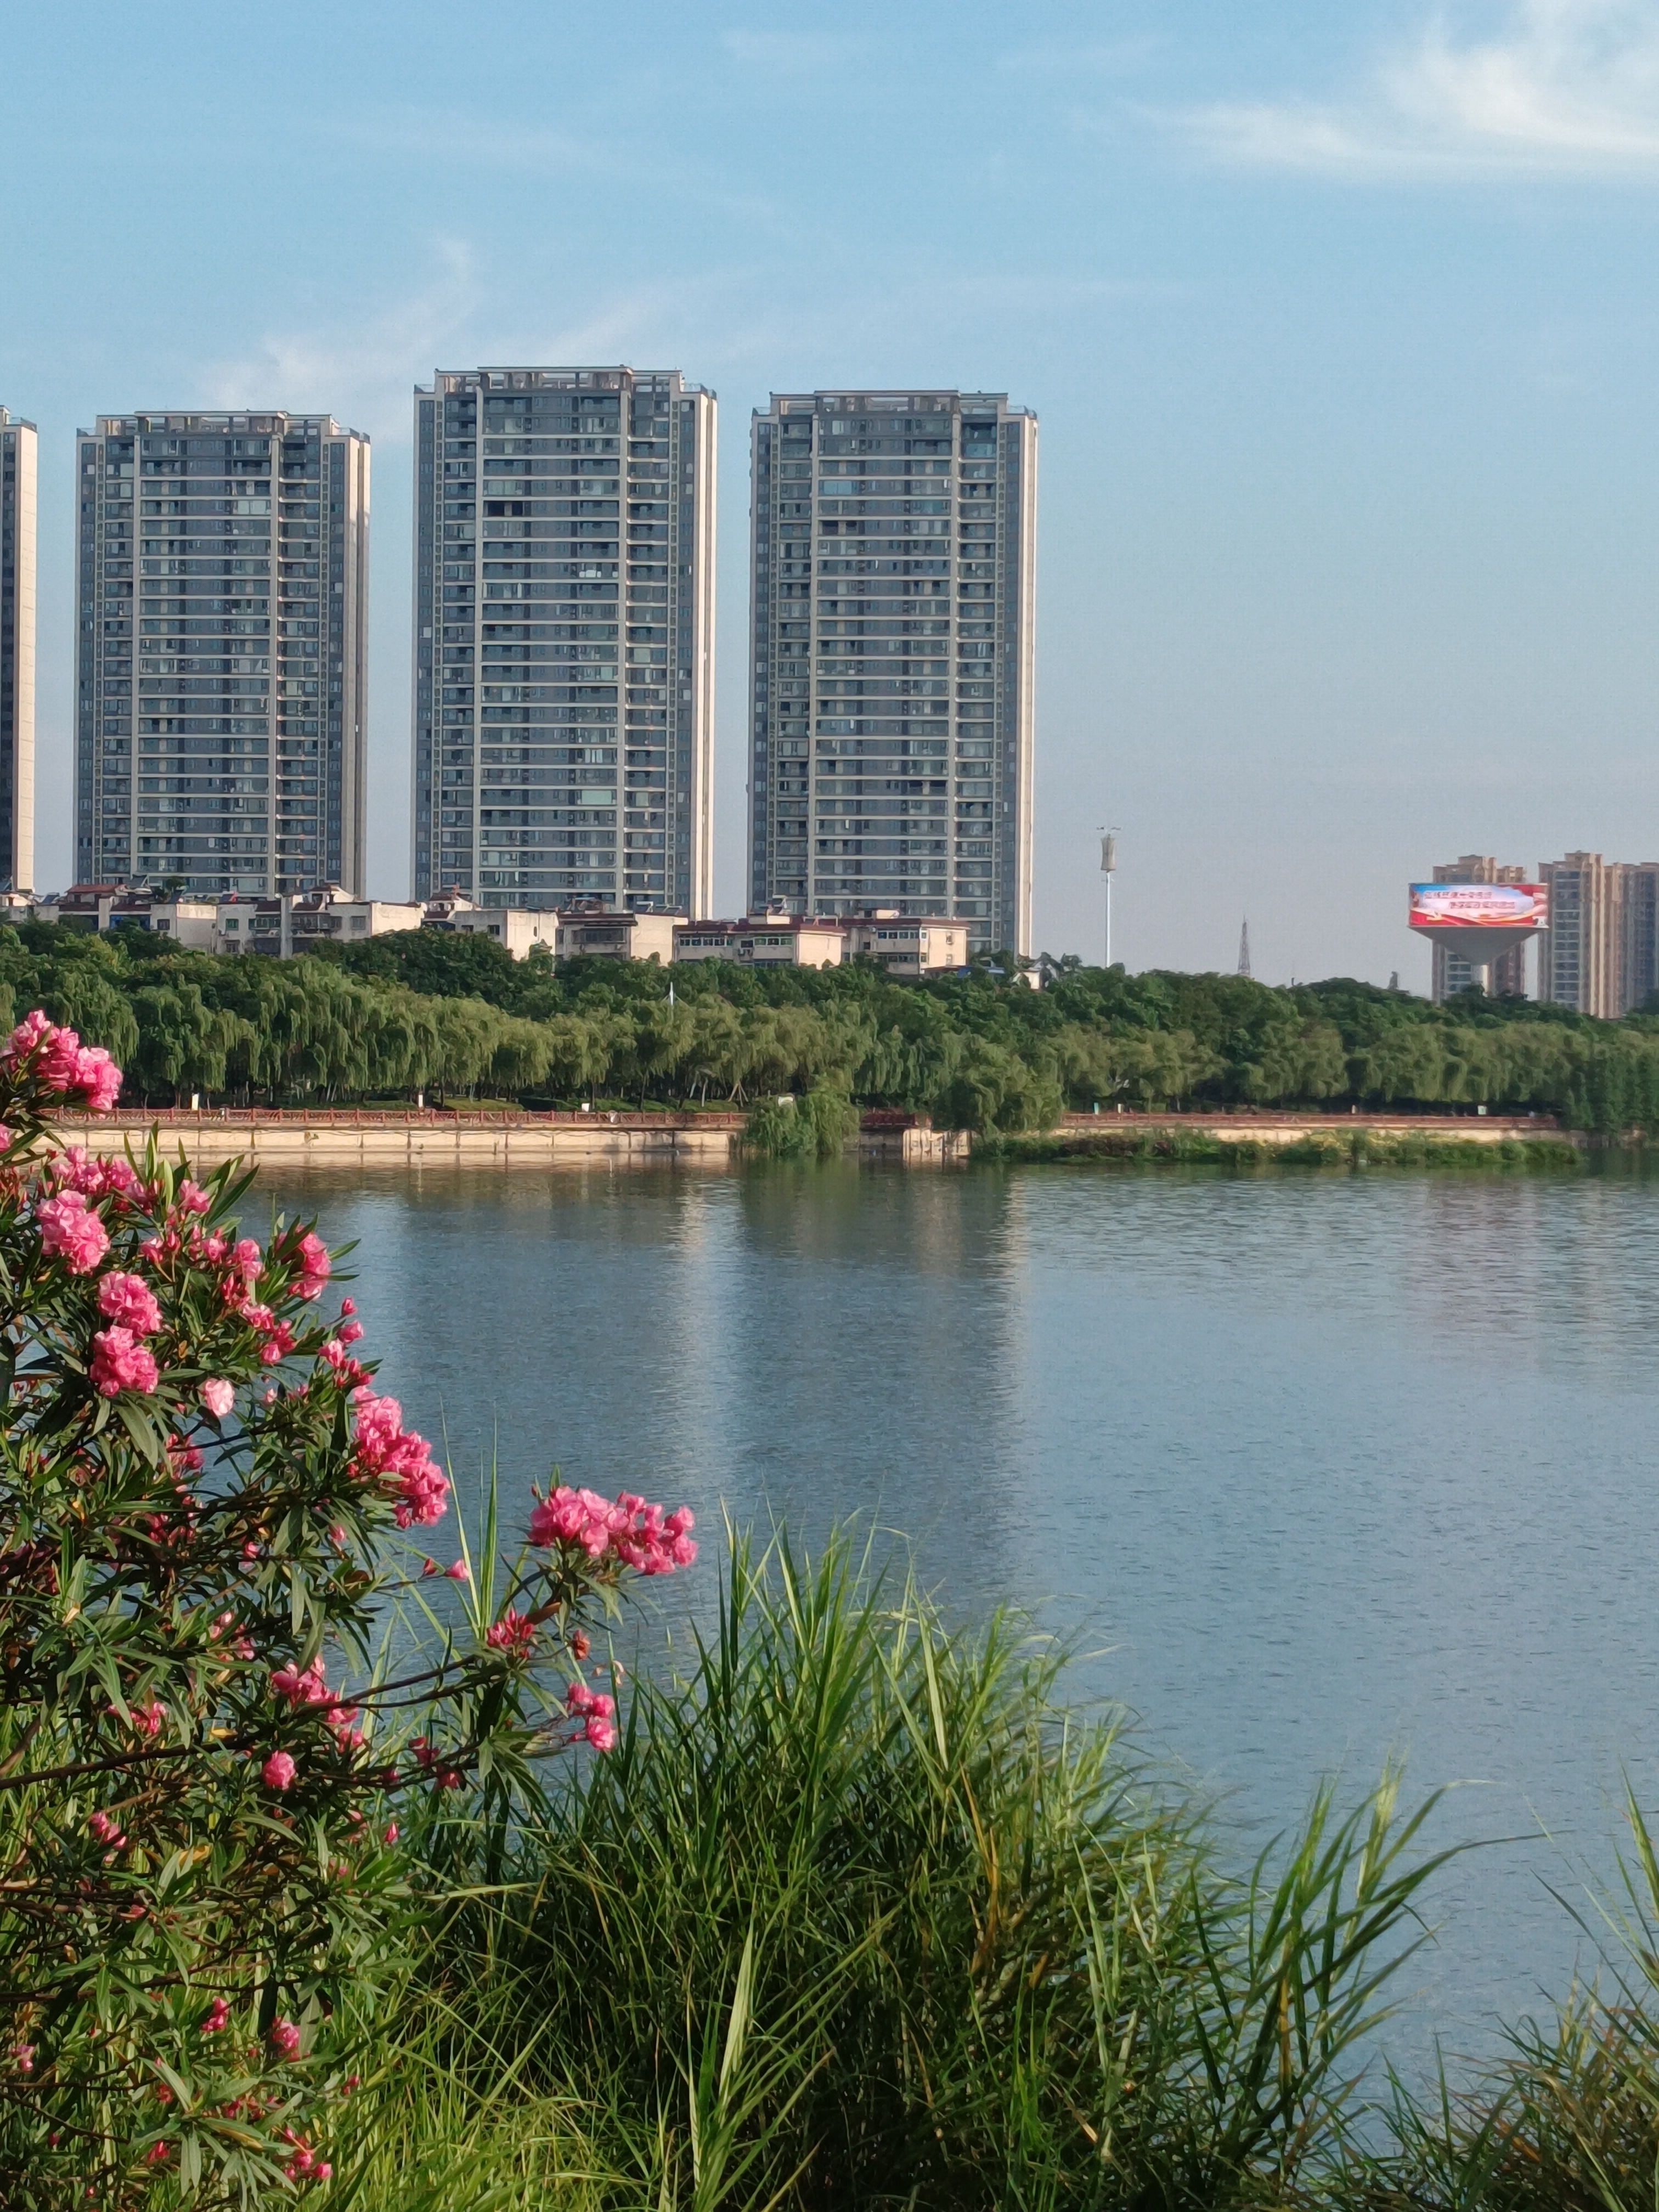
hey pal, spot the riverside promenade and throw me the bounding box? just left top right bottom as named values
left=40, top=1105, right=1569, bottom=1170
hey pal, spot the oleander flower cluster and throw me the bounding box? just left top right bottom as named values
left=0, top=1012, right=698, bottom=2204
left=528, top=1485, right=698, bottom=1575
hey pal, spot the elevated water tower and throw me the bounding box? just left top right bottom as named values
left=1407, top=881, right=1548, bottom=995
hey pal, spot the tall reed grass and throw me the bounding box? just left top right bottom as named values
left=313, top=1527, right=1659, bottom=2211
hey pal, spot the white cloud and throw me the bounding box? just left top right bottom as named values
left=1184, top=0, right=1659, bottom=178
left=198, top=239, right=481, bottom=442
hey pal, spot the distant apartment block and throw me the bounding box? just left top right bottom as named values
left=1622, top=864, right=1659, bottom=1012
left=0, top=408, right=36, bottom=891
left=748, top=390, right=1037, bottom=956
left=1429, top=856, right=1530, bottom=1001
left=1538, top=852, right=1625, bottom=1017
left=75, top=411, right=370, bottom=896
left=411, top=366, right=716, bottom=918
left=1534, top=851, right=1659, bottom=1017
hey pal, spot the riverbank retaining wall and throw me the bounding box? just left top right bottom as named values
left=42, top=1107, right=1570, bottom=1169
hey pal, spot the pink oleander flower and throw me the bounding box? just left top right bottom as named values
left=269, top=1661, right=329, bottom=1708
left=97, top=1269, right=162, bottom=1335
left=38, top=1025, right=83, bottom=1092
left=338, top=1318, right=364, bottom=1345
left=91, top=1325, right=159, bottom=1398
left=565, top=1684, right=619, bottom=1752
left=261, top=1751, right=297, bottom=1792
left=128, top=1699, right=163, bottom=1737
left=11, top=2044, right=35, bottom=2076
left=201, top=1377, right=235, bottom=1419
left=348, top=1389, right=449, bottom=1527
left=37, top=1192, right=110, bottom=1276
left=445, top=1559, right=469, bottom=1581
left=269, top=2018, right=301, bottom=2059
left=3, top=1013, right=124, bottom=1110
left=176, top=1179, right=211, bottom=1215
left=528, top=1486, right=696, bottom=1576
left=73, top=1046, right=122, bottom=1112
left=486, top=1607, right=535, bottom=1655
left=200, top=1997, right=230, bottom=2035
left=294, top=1230, right=331, bottom=1300
left=88, top=1809, right=128, bottom=1848
left=4, top=1009, right=50, bottom=1062
left=566, top=1682, right=616, bottom=1723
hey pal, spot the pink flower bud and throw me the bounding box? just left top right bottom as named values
left=200, top=1378, right=235, bottom=1420
left=261, top=1751, right=296, bottom=1792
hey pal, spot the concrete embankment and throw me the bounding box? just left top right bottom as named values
left=53, top=1109, right=742, bottom=1169
left=43, top=1108, right=1570, bottom=1172
left=48, top=1109, right=972, bottom=1169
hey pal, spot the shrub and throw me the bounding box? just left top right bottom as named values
left=0, top=1011, right=694, bottom=2204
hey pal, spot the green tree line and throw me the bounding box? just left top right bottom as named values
left=10, top=919, right=1659, bottom=1133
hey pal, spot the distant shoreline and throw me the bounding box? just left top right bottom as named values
left=43, top=1107, right=1579, bottom=1173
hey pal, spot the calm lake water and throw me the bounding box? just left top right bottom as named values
left=262, top=1156, right=1659, bottom=2062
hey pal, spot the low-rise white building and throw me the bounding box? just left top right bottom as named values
left=424, top=893, right=680, bottom=963
left=33, top=885, right=219, bottom=949
left=424, top=892, right=557, bottom=960
left=556, top=906, right=681, bottom=964
left=216, top=887, right=424, bottom=957
left=674, top=915, right=847, bottom=969
left=844, top=911, right=970, bottom=976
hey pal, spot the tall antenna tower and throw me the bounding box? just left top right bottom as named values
left=1237, top=918, right=1252, bottom=979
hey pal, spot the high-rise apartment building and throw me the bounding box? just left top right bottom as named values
left=748, top=389, right=1037, bottom=956
left=1429, top=856, right=1529, bottom=1001
left=411, top=366, right=716, bottom=913
left=76, top=411, right=370, bottom=896
left=0, top=409, right=36, bottom=892
left=1620, top=864, right=1659, bottom=1013
left=1538, top=851, right=1625, bottom=1017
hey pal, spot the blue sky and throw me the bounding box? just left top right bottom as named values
left=3, top=0, right=1658, bottom=983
